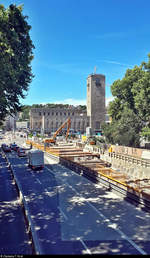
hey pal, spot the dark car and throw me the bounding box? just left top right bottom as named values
left=17, top=148, right=26, bottom=157
left=2, top=144, right=11, bottom=152
left=1, top=143, right=7, bottom=150
left=10, top=143, right=19, bottom=151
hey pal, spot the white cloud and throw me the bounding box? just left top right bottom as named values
left=54, top=98, right=86, bottom=106
left=40, top=98, right=86, bottom=106
left=101, top=59, right=133, bottom=68
left=41, top=97, right=114, bottom=108
left=106, top=96, right=114, bottom=107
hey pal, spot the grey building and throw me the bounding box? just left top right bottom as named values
left=3, top=114, right=18, bottom=131
left=30, top=107, right=89, bottom=134
left=29, top=73, right=106, bottom=135
left=16, top=121, right=29, bottom=130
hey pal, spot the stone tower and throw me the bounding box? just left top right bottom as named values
left=87, top=73, right=105, bottom=134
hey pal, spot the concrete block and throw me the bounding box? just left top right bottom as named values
left=143, top=168, right=150, bottom=179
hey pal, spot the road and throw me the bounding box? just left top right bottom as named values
left=0, top=151, right=33, bottom=254
left=1, top=133, right=150, bottom=254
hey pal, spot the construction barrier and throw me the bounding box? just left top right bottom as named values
left=26, top=140, right=150, bottom=208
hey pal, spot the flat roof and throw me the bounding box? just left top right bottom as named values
left=87, top=73, right=105, bottom=79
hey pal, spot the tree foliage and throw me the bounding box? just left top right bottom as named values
left=0, top=4, right=34, bottom=121
left=19, top=105, right=30, bottom=120
left=102, top=53, right=150, bottom=147
left=140, top=126, right=150, bottom=141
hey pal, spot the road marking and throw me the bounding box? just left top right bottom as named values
left=36, top=178, right=42, bottom=184
left=77, top=237, right=92, bottom=254
left=45, top=165, right=147, bottom=255
left=59, top=207, right=68, bottom=220
left=116, top=227, right=146, bottom=255
left=67, top=184, right=147, bottom=255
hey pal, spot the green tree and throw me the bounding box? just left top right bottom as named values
left=101, top=122, right=115, bottom=144
left=0, top=4, right=34, bottom=122
left=132, top=75, right=150, bottom=123
left=104, top=53, right=150, bottom=147
left=113, top=108, right=142, bottom=147
left=141, top=126, right=150, bottom=141
left=110, top=65, right=144, bottom=117
left=19, top=105, right=31, bottom=120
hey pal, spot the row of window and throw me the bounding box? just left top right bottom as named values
left=33, top=121, right=89, bottom=127
left=38, top=111, right=77, bottom=116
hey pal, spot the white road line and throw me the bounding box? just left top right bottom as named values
left=77, top=237, right=92, bottom=254
left=116, top=228, right=146, bottom=255
left=67, top=184, right=147, bottom=255
left=59, top=207, right=68, bottom=220
left=45, top=165, right=147, bottom=255
left=36, top=178, right=42, bottom=184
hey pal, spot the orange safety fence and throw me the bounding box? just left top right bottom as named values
left=26, top=141, right=59, bottom=156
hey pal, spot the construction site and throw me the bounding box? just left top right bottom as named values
left=26, top=127, right=150, bottom=210
left=1, top=101, right=150, bottom=254
left=1, top=73, right=150, bottom=254
left=20, top=75, right=149, bottom=214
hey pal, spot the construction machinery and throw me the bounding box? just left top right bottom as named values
left=43, top=118, right=71, bottom=144
left=85, top=136, right=96, bottom=145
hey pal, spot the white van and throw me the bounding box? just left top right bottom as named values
left=28, top=149, right=44, bottom=170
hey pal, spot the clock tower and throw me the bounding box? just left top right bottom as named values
left=87, top=73, right=105, bottom=134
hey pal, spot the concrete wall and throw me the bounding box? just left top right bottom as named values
left=112, top=145, right=150, bottom=159
left=84, top=145, right=150, bottom=180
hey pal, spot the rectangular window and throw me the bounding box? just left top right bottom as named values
left=95, top=121, right=100, bottom=129
left=95, top=78, right=101, bottom=87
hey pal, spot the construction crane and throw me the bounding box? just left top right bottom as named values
left=43, top=118, right=71, bottom=144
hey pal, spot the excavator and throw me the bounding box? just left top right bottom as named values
left=43, top=118, right=71, bottom=145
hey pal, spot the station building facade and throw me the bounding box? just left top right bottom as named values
left=29, top=107, right=89, bottom=134
left=29, top=73, right=106, bottom=135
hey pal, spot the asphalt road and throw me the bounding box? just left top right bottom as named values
left=44, top=156, right=150, bottom=255
left=1, top=133, right=150, bottom=254
left=0, top=152, right=33, bottom=254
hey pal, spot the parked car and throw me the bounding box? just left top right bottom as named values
left=1, top=143, right=7, bottom=150
left=17, top=148, right=27, bottom=157
left=2, top=144, right=11, bottom=152
left=10, top=143, right=19, bottom=151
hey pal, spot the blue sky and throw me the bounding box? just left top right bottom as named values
left=4, top=0, right=150, bottom=106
